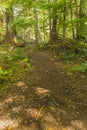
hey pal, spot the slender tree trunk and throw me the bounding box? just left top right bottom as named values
left=57, top=12, right=61, bottom=37
left=74, top=0, right=81, bottom=40
left=63, top=4, right=66, bottom=44
left=48, top=0, right=52, bottom=39
left=50, top=0, right=58, bottom=43
left=42, top=11, right=46, bottom=41
left=34, top=8, right=39, bottom=43
left=74, top=0, right=86, bottom=40
left=27, top=29, right=31, bottom=42
left=70, top=0, right=75, bottom=39
left=79, top=0, right=85, bottom=40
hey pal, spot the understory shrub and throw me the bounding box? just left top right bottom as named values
left=0, top=46, right=31, bottom=91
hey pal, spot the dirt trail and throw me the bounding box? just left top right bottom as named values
left=0, top=51, right=87, bottom=130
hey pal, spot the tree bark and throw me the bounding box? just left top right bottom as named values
left=70, top=0, right=75, bottom=39
left=48, top=0, right=52, bottom=39
left=50, top=0, right=58, bottom=43
left=79, top=0, right=86, bottom=40
left=4, top=7, right=16, bottom=44
left=34, top=8, right=39, bottom=43
left=63, top=5, right=66, bottom=44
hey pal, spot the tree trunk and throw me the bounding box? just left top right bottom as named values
left=34, top=8, right=39, bottom=43
left=48, top=0, right=52, bottom=39
left=74, top=0, right=86, bottom=40
left=70, top=0, right=75, bottom=39
left=74, top=0, right=81, bottom=40
left=79, top=0, right=86, bottom=40
left=63, top=5, right=66, bottom=44
left=50, top=0, right=58, bottom=43
left=57, top=12, right=61, bottom=37
left=4, top=7, right=16, bottom=44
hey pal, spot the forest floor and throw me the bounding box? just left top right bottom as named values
left=0, top=46, right=87, bottom=130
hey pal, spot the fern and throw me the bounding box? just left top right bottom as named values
left=72, top=62, right=87, bottom=73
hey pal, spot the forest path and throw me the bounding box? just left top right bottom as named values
left=0, top=50, right=87, bottom=130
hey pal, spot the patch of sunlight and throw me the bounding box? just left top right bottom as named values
left=44, top=113, right=57, bottom=124
left=71, top=120, right=87, bottom=130
left=0, top=98, right=13, bottom=110
left=12, top=106, right=22, bottom=113
left=63, top=120, right=87, bottom=130
left=10, top=95, right=25, bottom=101
left=26, top=108, right=39, bottom=118
left=3, top=98, right=13, bottom=104
left=62, top=128, right=74, bottom=130
left=15, top=81, right=28, bottom=90
left=15, top=81, right=26, bottom=87
left=45, top=125, right=60, bottom=130
left=0, top=51, right=7, bottom=54
left=43, top=113, right=60, bottom=130
left=8, top=47, right=14, bottom=52
left=0, top=119, right=18, bottom=130
left=0, top=95, right=25, bottom=107
left=35, top=87, right=51, bottom=97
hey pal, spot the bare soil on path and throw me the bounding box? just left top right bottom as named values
left=0, top=50, right=87, bottom=130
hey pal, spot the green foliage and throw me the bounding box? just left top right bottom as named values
left=58, top=51, right=76, bottom=61
left=0, top=45, right=30, bottom=91
left=4, top=48, right=26, bottom=62
left=0, top=26, right=6, bottom=41
left=71, top=62, right=87, bottom=73
left=12, top=17, right=35, bottom=29
left=63, top=52, right=75, bottom=61
left=26, top=63, right=31, bottom=68
left=82, top=48, right=87, bottom=56
left=23, top=57, right=28, bottom=62
left=80, top=25, right=87, bottom=41
left=0, top=67, right=8, bottom=75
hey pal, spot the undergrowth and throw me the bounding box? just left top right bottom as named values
left=47, top=41, right=87, bottom=74
left=0, top=45, right=30, bottom=92
left=71, top=62, right=87, bottom=73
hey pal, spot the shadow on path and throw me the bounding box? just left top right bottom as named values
left=0, top=51, right=87, bottom=130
